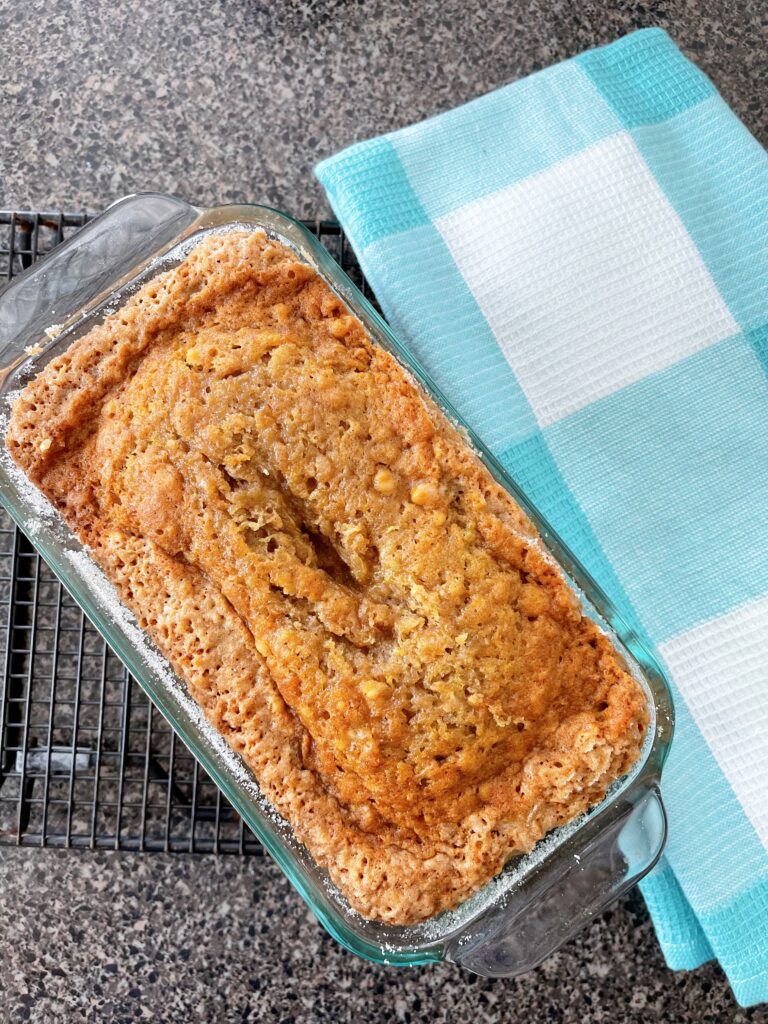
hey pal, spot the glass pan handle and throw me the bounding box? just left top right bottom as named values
left=0, top=193, right=198, bottom=375
left=448, top=784, right=667, bottom=977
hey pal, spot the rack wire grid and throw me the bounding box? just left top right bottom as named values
left=0, top=209, right=371, bottom=853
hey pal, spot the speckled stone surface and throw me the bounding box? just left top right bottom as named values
left=0, top=848, right=766, bottom=1024
left=1, top=0, right=767, bottom=1021
left=0, top=0, right=765, bottom=216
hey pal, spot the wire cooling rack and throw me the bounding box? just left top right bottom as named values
left=0, top=209, right=369, bottom=853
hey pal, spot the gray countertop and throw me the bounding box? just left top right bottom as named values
left=1, top=1, right=767, bottom=1021
left=2, top=0, right=766, bottom=214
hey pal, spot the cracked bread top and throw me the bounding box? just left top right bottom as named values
left=7, top=231, right=648, bottom=923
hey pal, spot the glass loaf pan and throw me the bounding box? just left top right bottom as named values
left=0, top=194, right=674, bottom=975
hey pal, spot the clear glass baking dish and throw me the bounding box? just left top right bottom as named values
left=0, top=193, right=674, bottom=975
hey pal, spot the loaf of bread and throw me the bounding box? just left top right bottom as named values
left=7, top=231, right=647, bottom=923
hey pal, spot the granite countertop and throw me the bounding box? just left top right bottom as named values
left=1, top=1, right=767, bottom=1021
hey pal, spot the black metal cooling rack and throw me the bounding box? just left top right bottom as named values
left=0, top=209, right=368, bottom=853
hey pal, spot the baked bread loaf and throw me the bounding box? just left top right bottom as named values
left=7, top=231, right=648, bottom=924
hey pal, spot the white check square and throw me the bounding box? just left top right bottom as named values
left=436, top=132, right=738, bottom=426
left=660, top=595, right=768, bottom=852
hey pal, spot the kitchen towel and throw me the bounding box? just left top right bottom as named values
left=316, top=28, right=768, bottom=1006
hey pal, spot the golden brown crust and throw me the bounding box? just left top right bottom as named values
left=7, top=231, right=648, bottom=923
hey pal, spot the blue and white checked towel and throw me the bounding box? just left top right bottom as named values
left=316, top=28, right=768, bottom=1006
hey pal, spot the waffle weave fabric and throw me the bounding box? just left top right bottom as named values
left=316, top=28, right=768, bottom=1006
